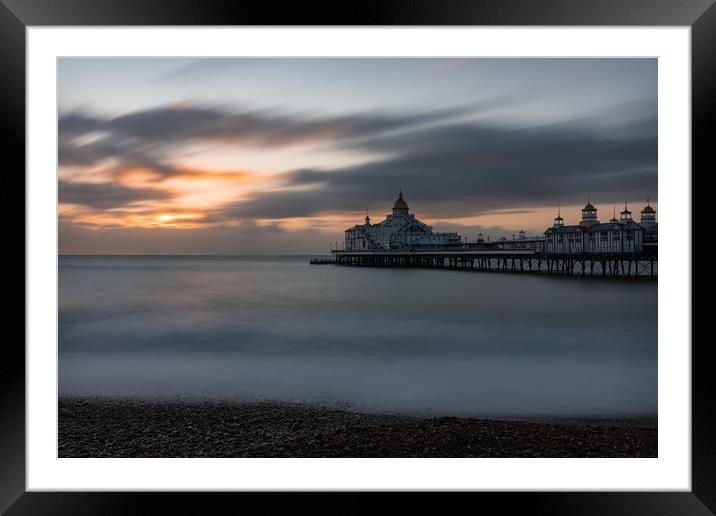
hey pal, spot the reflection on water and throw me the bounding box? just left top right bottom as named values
left=59, top=256, right=657, bottom=416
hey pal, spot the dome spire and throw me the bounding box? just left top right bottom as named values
left=392, top=190, right=409, bottom=216
left=553, top=203, right=564, bottom=228
left=640, top=196, right=656, bottom=221
left=620, top=193, right=633, bottom=222
left=641, top=197, right=655, bottom=213
left=581, top=196, right=598, bottom=227
left=582, top=196, right=596, bottom=212
left=621, top=193, right=631, bottom=214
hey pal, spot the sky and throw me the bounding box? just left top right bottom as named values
left=58, top=58, right=657, bottom=255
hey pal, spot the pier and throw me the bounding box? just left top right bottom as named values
left=311, top=191, right=658, bottom=278
left=311, top=249, right=657, bottom=278
left=309, top=258, right=337, bottom=265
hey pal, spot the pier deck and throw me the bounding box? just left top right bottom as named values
left=310, top=249, right=657, bottom=278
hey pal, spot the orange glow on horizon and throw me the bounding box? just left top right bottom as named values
left=62, top=209, right=206, bottom=230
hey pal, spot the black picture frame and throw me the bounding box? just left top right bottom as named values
left=3, top=0, right=708, bottom=513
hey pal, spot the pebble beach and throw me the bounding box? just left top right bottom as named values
left=59, top=398, right=657, bottom=458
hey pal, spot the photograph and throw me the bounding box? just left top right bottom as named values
left=57, top=56, right=659, bottom=459
left=3, top=0, right=708, bottom=507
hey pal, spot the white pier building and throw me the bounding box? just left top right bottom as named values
left=544, top=199, right=657, bottom=254
left=344, top=191, right=461, bottom=251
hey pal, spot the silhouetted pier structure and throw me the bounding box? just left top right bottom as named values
left=312, top=249, right=657, bottom=278
left=309, top=258, right=337, bottom=265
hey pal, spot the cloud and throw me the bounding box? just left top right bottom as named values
left=58, top=102, right=485, bottom=190
left=59, top=103, right=471, bottom=150
left=58, top=98, right=657, bottom=235
left=219, top=101, right=657, bottom=220
left=59, top=180, right=172, bottom=210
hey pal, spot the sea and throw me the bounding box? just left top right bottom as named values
left=59, top=255, right=657, bottom=417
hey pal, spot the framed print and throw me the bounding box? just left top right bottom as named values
left=3, top=0, right=710, bottom=513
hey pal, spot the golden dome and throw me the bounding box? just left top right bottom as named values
left=393, top=191, right=409, bottom=210
left=642, top=205, right=656, bottom=214
left=583, top=203, right=596, bottom=211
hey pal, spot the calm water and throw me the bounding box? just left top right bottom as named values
left=59, top=256, right=657, bottom=416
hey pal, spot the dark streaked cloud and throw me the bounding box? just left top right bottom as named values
left=58, top=102, right=485, bottom=188
left=58, top=97, right=656, bottom=225
left=59, top=103, right=472, bottom=150
left=59, top=180, right=172, bottom=209
left=220, top=101, right=657, bottom=220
